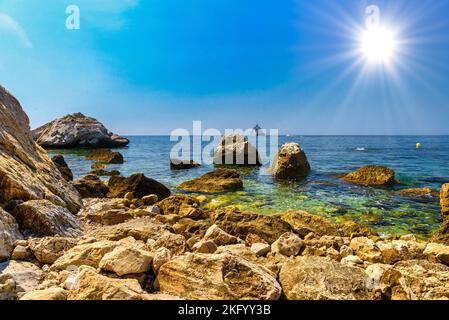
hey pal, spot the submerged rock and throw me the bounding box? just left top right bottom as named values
left=32, top=112, right=129, bottom=148
left=343, top=165, right=396, bottom=186
left=177, top=169, right=243, bottom=193
left=107, top=173, right=171, bottom=200
left=170, top=159, right=200, bottom=170
left=85, top=149, right=124, bottom=164
left=73, top=175, right=109, bottom=198
left=51, top=155, right=73, bottom=181
left=213, top=134, right=261, bottom=166
left=270, top=142, right=310, bottom=180
left=398, top=187, right=438, bottom=197
left=0, top=208, right=22, bottom=261
left=0, top=86, right=82, bottom=213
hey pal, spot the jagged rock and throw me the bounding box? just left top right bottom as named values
left=423, top=243, right=449, bottom=266
left=203, top=224, right=238, bottom=246
left=271, top=232, right=304, bottom=257
left=67, top=266, right=147, bottom=300
left=108, top=173, right=171, bottom=200
left=377, top=241, right=412, bottom=264
left=279, top=256, right=371, bottom=300
left=0, top=260, right=43, bottom=300
left=142, top=194, right=158, bottom=205
left=213, top=134, right=261, bottom=166
left=343, top=165, right=396, bottom=186
left=432, top=219, right=449, bottom=245
left=149, top=233, right=187, bottom=256
left=28, top=237, right=78, bottom=264
left=177, top=169, right=243, bottom=193
left=0, top=86, right=82, bottom=213
left=12, top=200, right=81, bottom=238
left=0, top=208, right=22, bottom=261
left=341, top=255, right=364, bottom=267
left=11, top=245, right=31, bottom=260
left=51, top=155, right=73, bottom=181
left=278, top=210, right=341, bottom=238
left=245, top=233, right=268, bottom=246
left=79, top=198, right=127, bottom=216
left=350, top=237, right=383, bottom=263
left=365, top=263, right=393, bottom=291
left=170, top=159, right=200, bottom=170
left=339, top=245, right=354, bottom=258
left=192, top=240, right=217, bottom=254
left=157, top=195, right=203, bottom=219
left=152, top=247, right=172, bottom=273
left=441, top=183, right=449, bottom=217
left=398, top=187, right=438, bottom=197
left=251, top=243, right=271, bottom=257
left=99, top=246, right=153, bottom=276
left=88, top=169, right=120, bottom=177
left=85, top=149, right=124, bottom=164
left=172, top=217, right=211, bottom=239
left=270, top=142, right=310, bottom=180
left=158, top=252, right=281, bottom=300
left=211, top=209, right=293, bottom=244
left=73, top=174, right=109, bottom=198
left=20, top=287, right=68, bottom=300
left=32, top=113, right=129, bottom=148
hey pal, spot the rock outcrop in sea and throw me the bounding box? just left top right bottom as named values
left=213, top=134, right=261, bottom=166
left=343, top=165, right=396, bottom=186
left=270, top=142, right=310, bottom=180
left=32, top=113, right=129, bottom=148
left=177, top=169, right=244, bottom=193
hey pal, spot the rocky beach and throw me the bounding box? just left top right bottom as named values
left=1, top=85, right=449, bottom=301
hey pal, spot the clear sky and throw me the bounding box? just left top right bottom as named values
left=1, top=0, right=449, bottom=135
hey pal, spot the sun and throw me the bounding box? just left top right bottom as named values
left=360, top=26, right=397, bottom=63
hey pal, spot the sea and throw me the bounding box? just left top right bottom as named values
left=48, top=135, right=449, bottom=238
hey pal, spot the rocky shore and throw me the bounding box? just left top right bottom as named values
left=1, top=85, right=449, bottom=300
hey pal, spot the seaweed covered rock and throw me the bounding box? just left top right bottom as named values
left=270, top=142, right=310, bottom=180
left=177, top=169, right=243, bottom=193
left=32, top=113, right=129, bottom=148
left=343, top=165, right=396, bottom=186
left=108, top=173, right=171, bottom=200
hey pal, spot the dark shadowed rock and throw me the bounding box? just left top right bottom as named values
left=32, top=112, right=129, bottom=148
left=51, top=155, right=73, bottom=181
left=73, top=175, right=109, bottom=198
left=270, top=143, right=310, bottom=180
left=170, top=159, right=200, bottom=170
left=177, top=169, right=243, bottom=193
left=107, top=174, right=171, bottom=200
left=343, top=165, right=396, bottom=186
left=88, top=169, right=120, bottom=177
left=85, top=149, right=124, bottom=164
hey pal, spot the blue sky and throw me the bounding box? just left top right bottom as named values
left=1, top=0, right=449, bottom=135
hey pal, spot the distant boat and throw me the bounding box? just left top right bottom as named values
left=356, top=147, right=366, bottom=151
left=252, top=124, right=265, bottom=136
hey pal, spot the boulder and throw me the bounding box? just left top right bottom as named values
left=28, top=237, right=78, bottom=264
left=0, top=208, right=22, bottom=261
left=377, top=241, right=412, bottom=264
left=211, top=209, right=293, bottom=244
left=99, top=246, right=153, bottom=276
left=0, top=86, right=82, bottom=213
left=158, top=252, right=281, bottom=300
left=51, top=155, right=73, bottom=181
left=213, top=134, right=261, bottom=166
left=271, top=232, right=304, bottom=257
left=431, top=219, right=449, bottom=245
left=349, top=237, right=383, bottom=263
left=270, top=142, right=310, bottom=180
left=177, top=169, right=243, bottom=193
left=73, top=174, right=109, bottom=198
left=20, top=287, right=68, bottom=300
left=203, top=224, right=238, bottom=246
left=85, top=149, right=124, bottom=164
left=278, top=210, right=341, bottom=238
left=343, top=165, right=396, bottom=186
left=170, top=159, right=200, bottom=170
left=441, top=183, right=449, bottom=217
left=142, top=194, right=158, bottom=205
left=157, top=195, right=203, bottom=219
left=32, top=112, right=129, bottom=148
left=251, top=243, right=271, bottom=257
left=91, top=162, right=106, bottom=170
left=423, top=243, right=449, bottom=266
left=152, top=247, right=172, bottom=273
left=12, top=200, right=82, bottom=238
left=149, top=232, right=187, bottom=256
left=11, top=245, right=32, bottom=260
left=88, top=169, right=120, bottom=177
left=192, top=240, right=218, bottom=254
left=108, top=173, right=171, bottom=200
left=0, top=260, right=43, bottom=300
left=279, top=256, right=371, bottom=300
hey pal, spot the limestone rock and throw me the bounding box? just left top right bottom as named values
left=423, top=243, right=449, bottom=266
left=157, top=194, right=204, bottom=219
left=51, top=155, right=73, bottom=181
left=340, top=255, right=364, bottom=267
left=278, top=210, right=340, bottom=238
left=152, top=247, right=172, bottom=273
left=150, top=232, right=187, bottom=256
left=142, top=194, right=158, bottom=205
left=158, top=252, right=281, bottom=300
left=0, top=260, right=43, bottom=300
left=271, top=232, right=304, bottom=257
left=170, top=159, right=200, bottom=170
left=0, top=86, right=82, bottom=213
left=73, top=174, right=109, bottom=198
left=441, top=183, right=449, bottom=217
left=377, top=241, right=412, bottom=264
left=431, top=219, right=449, bottom=245
left=11, top=245, right=31, bottom=260
left=270, top=142, right=310, bottom=180
left=0, top=208, right=22, bottom=261
left=28, top=237, right=78, bottom=264
left=203, top=224, right=238, bottom=246
left=399, top=187, right=438, bottom=197
left=177, top=169, right=243, bottom=193
left=20, top=287, right=68, bottom=300
left=85, top=149, right=124, bottom=164
left=343, top=165, right=396, bottom=186
left=192, top=240, right=217, bottom=254
left=251, top=243, right=271, bottom=257
left=213, top=134, right=261, bottom=166
left=99, top=246, right=153, bottom=276
left=279, top=256, right=371, bottom=300
left=350, top=237, right=383, bottom=263
left=108, top=173, right=171, bottom=200
left=33, top=113, right=129, bottom=148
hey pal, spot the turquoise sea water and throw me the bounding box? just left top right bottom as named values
left=49, top=136, right=449, bottom=238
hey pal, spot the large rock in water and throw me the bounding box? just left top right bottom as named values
left=107, top=173, right=171, bottom=200
left=343, top=165, right=396, bottom=186
left=0, top=86, right=82, bottom=213
left=213, top=134, right=261, bottom=166
left=441, top=183, right=449, bottom=218
left=158, top=252, right=281, bottom=300
left=177, top=169, right=243, bottom=193
left=32, top=112, right=129, bottom=148
left=0, top=208, right=22, bottom=261
left=270, top=142, right=310, bottom=180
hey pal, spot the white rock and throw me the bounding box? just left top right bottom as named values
left=251, top=243, right=271, bottom=257
left=271, top=232, right=304, bottom=257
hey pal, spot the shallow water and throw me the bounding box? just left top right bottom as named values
left=48, top=135, right=449, bottom=238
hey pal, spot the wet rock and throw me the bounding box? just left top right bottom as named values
left=12, top=200, right=82, bottom=238
left=0, top=208, right=22, bottom=261
left=398, top=187, right=438, bottom=197
left=0, top=260, right=43, bottom=300
left=270, top=142, right=310, bottom=180
left=85, top=149, right=124, bottom=164
left=33, top=113, right=129, bottom=148
left=51, top=155, right=73, bottom=181
left=178, top=169, right=243, bottom=193
left=99, top=246, right=153, bottom=276
left=279, top=256, right=371, bottom=300
left=170, top=159, right=200, bottom=170
left=20, top=287, right=68, bottom=300
left=158, top=252, right=281, bottom=300
left=0, top=86, right=82, bottom=213
left=192, top=240, right=217, bottom=254
left=108, top=173, right=171, bottom=200
left=157, top=195, right=203, bottom=219
left=73, top=174, right=109, bottom=198
left=350, top=237, right=383, bottom=263
left=343, top=165, right=396, bottom=186
left=213, top=134, right=261, bottom=166
left=28, top=237, right=78, bottom=264
left=203, top=224, right=238, bottom=246
left=271, top=232, right=304, bottom=257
